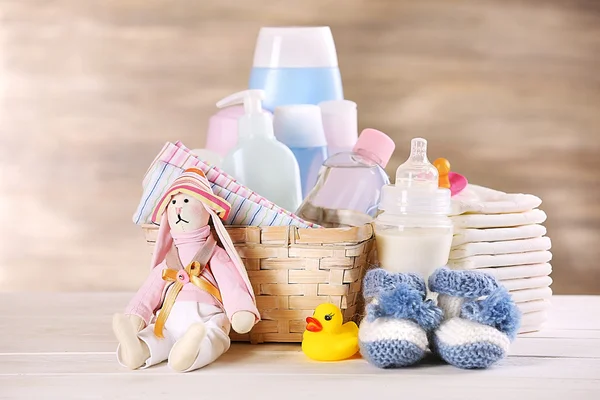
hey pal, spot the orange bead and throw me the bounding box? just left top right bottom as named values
left=433, top=158, right=451, bottom=189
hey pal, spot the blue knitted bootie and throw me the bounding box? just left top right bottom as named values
left=359, top=269, right=443, bottom=368
left=429, top=267, right=521, bottom=369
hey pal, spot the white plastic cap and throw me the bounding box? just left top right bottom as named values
left=319, top=100, right=357, bottom=153
left=379, top=138, right=451, bottom=215
left=252, top=26, right=339, bottom=68
left=273, top=104, right=327, bottom=148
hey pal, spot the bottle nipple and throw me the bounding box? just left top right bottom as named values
left=433, top=158, right=451, bottom=189
left=394, top=138, right=439, bottom=189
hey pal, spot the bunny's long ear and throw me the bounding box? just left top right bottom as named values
left=204, top=204, right=257, bottom=307
left=150, top=212, right=172, bottom=269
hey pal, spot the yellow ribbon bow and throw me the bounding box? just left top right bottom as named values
left=153, top=261, right=222, bottom=338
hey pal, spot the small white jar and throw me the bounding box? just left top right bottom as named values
left=374, top=138, right=453, bottom=281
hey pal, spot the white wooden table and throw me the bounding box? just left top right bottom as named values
left=1, top=294, right=599, bottom=399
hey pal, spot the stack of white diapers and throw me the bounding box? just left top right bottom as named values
left=449, top=185, right=552, bottom=333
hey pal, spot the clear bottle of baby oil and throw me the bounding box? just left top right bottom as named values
left=374, top=138, right=453, bottom=282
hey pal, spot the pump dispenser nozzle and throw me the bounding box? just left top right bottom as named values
left=395, top=138, right=439, bottom=189
left=216, top=90, right=265, bottom=114
left=217, top=90, right=274, bottom=139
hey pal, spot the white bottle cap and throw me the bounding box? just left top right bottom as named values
left=318, top=100, right=357, bottom=154
left=379, top=138, right=451, bottom=215
left=273, top=104, right=327, bottom=148
left=252, top=26, right=339, bottom=68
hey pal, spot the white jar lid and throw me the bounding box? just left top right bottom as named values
left=319, top=100, right=358, bottom=150
left=273, top=104, right=327, bottom=147
left=252, top=26, right=339, bottom=68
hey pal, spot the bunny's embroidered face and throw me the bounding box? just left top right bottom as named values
left=167, top=193, right=210, bottom=233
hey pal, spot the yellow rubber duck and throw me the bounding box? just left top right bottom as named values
left=302, top=303, right=359, bottom=361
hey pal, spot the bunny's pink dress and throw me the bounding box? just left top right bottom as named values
left=117, top=226, right=258, bottom=371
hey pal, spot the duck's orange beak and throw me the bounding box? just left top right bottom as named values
left=306, top=317, right=323, bottom=332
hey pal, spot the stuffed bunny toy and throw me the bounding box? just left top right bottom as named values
left=113, top=167, right=260, bottom=372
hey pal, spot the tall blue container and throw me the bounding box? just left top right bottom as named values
left=250, top=67, right=343, bottom=112
left=273, top=105, right=329, bottom=199
left=289, top=145, right=329, bottom=198
left=249, top=27, right=343, bottom=112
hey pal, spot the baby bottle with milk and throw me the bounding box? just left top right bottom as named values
left=273, top=105, right=328, bottom=198
left=296, top=128, right=395, bottom=227
left=375, top=138, right=453, bottom=281
left=220, top=89, right=303, bottom=212
left=249, top=26, right=344, bottom=112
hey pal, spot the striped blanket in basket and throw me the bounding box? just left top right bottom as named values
left=133, top=141, right=319, bottom=229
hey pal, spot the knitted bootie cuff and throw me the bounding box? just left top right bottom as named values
left=429, top=267, right=498, bottom=298
left=363, top=268, right=427, bottom=299
left=366, top=283, right=443, bottom=331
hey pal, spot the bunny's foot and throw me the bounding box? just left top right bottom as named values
left=113, top=313, right=150, bottom=369
left=169, top=322, right=207, bottom=372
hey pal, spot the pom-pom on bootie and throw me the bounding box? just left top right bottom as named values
left=359, top=269, right=443, bottom=368
left=429, top=267, right=521, bottom=369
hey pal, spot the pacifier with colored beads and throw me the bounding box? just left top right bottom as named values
left=433, top=157, right=467, bottom=196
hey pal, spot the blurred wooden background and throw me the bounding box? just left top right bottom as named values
left=0, top=0, right=598, bottom=294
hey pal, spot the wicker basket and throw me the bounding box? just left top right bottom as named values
left=141, top=224, right=375, bottom=343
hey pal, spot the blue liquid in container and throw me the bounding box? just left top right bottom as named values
left=289, top=146, right=329, bottom=199
left=249, top=67, right=343, bottom=112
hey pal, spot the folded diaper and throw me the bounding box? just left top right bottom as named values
left=448, top=251, right=552, bottom=269
left=500, top=275, right=552, bottom=291
left=452, top=224, right=547, bottom=247
left=509, top=287, right=552, bottom=303
left=450, top=237, right=551, bottom=258
left=451, top=209, right=547, bottom=229
left=519, top=311, right=548, bottom=333
left=448, top=184, right=551, bottom=333
left=475, top=263, right=552, bottom=281
left=133, top=141, right=319, bottom=228
left=451, top=184, right=542, bottom=216
left=516, top=299, right=551, bottom=315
